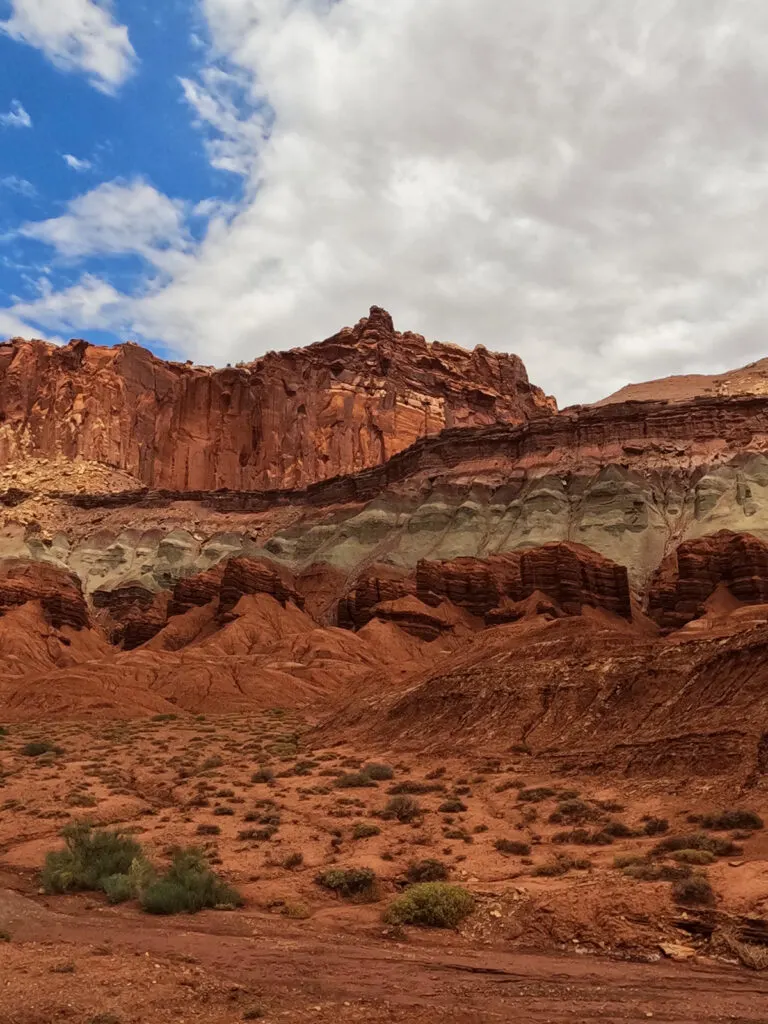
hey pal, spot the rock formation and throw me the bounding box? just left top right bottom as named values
left=647, top=530, right=768, bottom=630
left=0, top=307, right=553, bottom=491
left=0, top=559, right=88, bottom=629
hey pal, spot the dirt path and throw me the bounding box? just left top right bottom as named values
left=3, top=887, right=768, bottom=1024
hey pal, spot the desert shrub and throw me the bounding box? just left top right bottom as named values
left=494, top=778, right=525, bottom=793
left=334, top=772, right=378, bottom=789
left=22, top=740, right=62, bottom=757
left=42, top=822, right=142, bottom=894
left=698, top=810, right=764, bottom=831
left=653, top=833, right=740, bottom=858
left=548, top=799, right=600, bottom=825
left=643, top=817, right=669, bottom=836
left=602, top=820, right=635, bottom=838
left=494, top=839, right=531, bottom=856
left=552, top=828, right=613, bottom=846
left=672, top=849, right=717, bottom=866
left=315, top=867, right=378, bottom=901
left=406, top=858, right=449, bottom=883
left=517, top=787, right=557, bottom=803
left=140, top=847, right=242, bottom=915
left=623, top=863, right=692, bottom=882
left=533, top=854, right=591, bottom=877
left=388, top=781, right=443, bottom=795
left=671, top=874, right=715, bottom=906
left=364, top=763, right=394, bottom=781
left=438, top=798, right=467, bottom=814
left=383, top=795, right=422, bottom=822
left=723, top=935, right=768, bottom=971
left=197, top=824, right=221, bottom=836
left=250, top=768, right=274, bottom=784
left=102, top=873, right=134, bottom=905
left=613, top=854, right=647, bottom=869
left=594, top=799, right=625, bottom=813
left=383, top=883, right=474, bottom=928
left=352, top=822, right=381, bottom=840
left=213, top=806, right=234, bottom=816
left=282, top=852, right=303, bottom=870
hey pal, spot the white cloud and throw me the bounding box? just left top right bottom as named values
left=1, top=0, right=136, bottom=93
left=0, top=99, right=32, bottom=128
left=0, top=175, right=36, bottom=197
left=19, top=179, right=191, bottom=267
left=63, top=153, right=92, bottom=172
left=7, top=1, right=768, bottom=402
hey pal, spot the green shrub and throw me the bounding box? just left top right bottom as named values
left=653, top=833, right=740, bottom=858
left=672, top=874, right=715, bottom=906
left=517, top=787, right=557, bottom=803
left=315, top=867, right=378, bottom=901
left=42, top=822, right=142, bottom=894
left=22, top=740, right=62, bottom=758
left=613, top=854, right=647, bottom=869
left=406, top=858, right=449, bottom=883
left=494, top=839, right=531, bottom=856
left=102, top=873, right=134, bottom=905
left=671, top=849, right=716, bottom=865
left=533, top=854, right=591, bottom=877
left=643, top=817, right=669, bottom=836
left=623, top=863, right=692, bottom=882
left=548, top=799, right=600, bottom=825
left=140, top=847, right=242, bottom=915
left=602, top=820, right=634, bottom=838
left=383, top=795, right=421, bottom=823
left=352, top=822, right=381, bottom=840
left=197, top=824, right=221, bottom=836
left=698, top=810, right=764, bottom=831
left=552, top=828, right=613, bottom=846
left=334, top=772, right=378, bottom=789
left=364, top=763, right=394, bottom=781
left=388, top=781, right=442, bottom=795
left=438, top=798, right=466, bottom=814
left=383, top=883, right=474, bottom=928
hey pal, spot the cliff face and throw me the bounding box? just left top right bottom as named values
left=647, top=530, right=768, bottom=630
left=0, top=307, right=553, bottom=491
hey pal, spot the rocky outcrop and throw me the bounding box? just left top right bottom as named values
left=0, top=559, right=88, bottom=629
left=339, top=545, right=631, bottom=629
left=0, top=307, right=553, bottom=491
left=219, top=557, right=304, bottom=613
left=337, top=565, right=415, bottom=629
left=648, top=531, right=768, bottom=630
left=92, top=583, right=169, bottom=649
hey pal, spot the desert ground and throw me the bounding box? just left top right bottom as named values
left=2, top=709, right=768, bottom=1023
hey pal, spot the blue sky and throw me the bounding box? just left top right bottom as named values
left=0, top=1, right=767, bottom=404
left=0, top=0, right=248, bottom=356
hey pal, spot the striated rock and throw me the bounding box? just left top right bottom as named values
left=0, top=558, right=88, bottom=629
left=648, top=531, right=768, bottom=630
left=337, top=565, right=415, bottom=629
left=364, top=595, right=478, bottom=641
left=0, top=308, right=552, bottom=491
left=218, top=556, right=303, bottom=613
left=339, top=545, right=631, bottom=629
left=169, top=564, right=227, bottom=617
left=92, top=583, right=169, bottom=649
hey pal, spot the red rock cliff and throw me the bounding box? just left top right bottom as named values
left=0, top=307, right=554, bottom=491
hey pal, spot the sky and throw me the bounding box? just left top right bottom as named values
left=1, top=1, right=767, bottom=406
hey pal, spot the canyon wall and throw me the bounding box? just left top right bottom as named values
left=0, top=307, right=553, bottom=491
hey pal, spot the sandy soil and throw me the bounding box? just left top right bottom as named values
left=2, top=712, right=768, bottom=1022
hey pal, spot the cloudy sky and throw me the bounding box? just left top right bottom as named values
left=1, top=0, right=767, bottom=405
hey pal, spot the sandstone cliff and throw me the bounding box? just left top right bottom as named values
left=0, top=307, right=553, bottom=491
